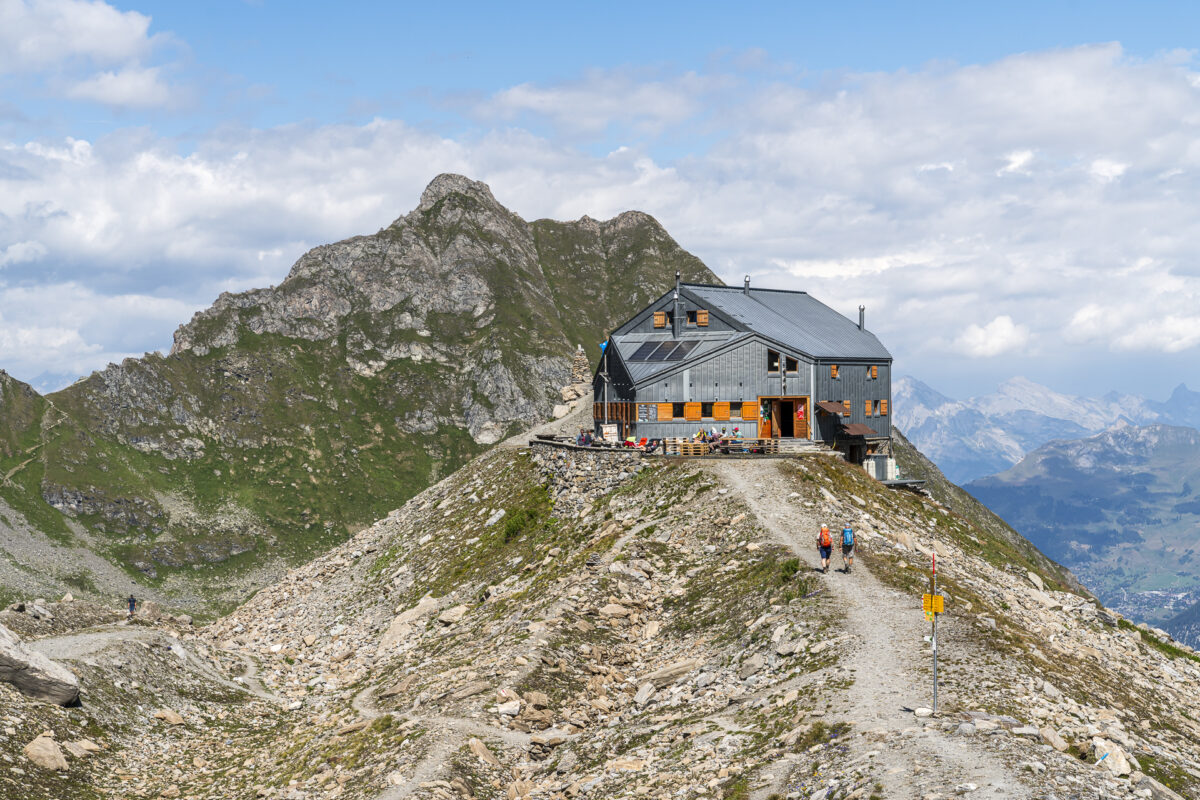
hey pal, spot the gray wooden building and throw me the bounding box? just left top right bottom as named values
left=593, top=275, right=893, bottom=460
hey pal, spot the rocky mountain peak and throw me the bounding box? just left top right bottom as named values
left=416, top=172, right=508, bottom=216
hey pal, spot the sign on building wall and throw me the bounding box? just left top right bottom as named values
left=637, top=403, right=658, bottom=422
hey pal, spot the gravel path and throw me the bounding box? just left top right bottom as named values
left=705, top=459, right=1032, bottom=800
left=26, top=623, right=284, bottom=705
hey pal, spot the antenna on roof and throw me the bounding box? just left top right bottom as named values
left=743, top=275, right=750, bottom=295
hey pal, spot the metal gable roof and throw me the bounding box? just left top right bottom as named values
left=683, top=285, right=891, bottom=360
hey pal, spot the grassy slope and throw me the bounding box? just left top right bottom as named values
left=0, top=198, right=721, bottom=611
left=891, top=428, right=1088, bottom=596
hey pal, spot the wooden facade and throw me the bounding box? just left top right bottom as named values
left=593, top=277, right=893, bottom=455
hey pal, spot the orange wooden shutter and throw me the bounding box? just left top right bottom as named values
left=714, top=402, right=730, bottom=421
left=657, top=402, right=673, bottom=420
left=697, top=309, right=709, bottom=327
left=741, top=402, right=759, bottom=421
left=870, top=365, right=878, bottom=379
left=653, top=311, right=666, bottom=328
left=831, top=364, right=839, bottom=378
left=593, top=403, right=602, bottom=419
left=842, top=400, right=851, bottom=414
left=684, top=402, right=701, bottom=421
left=880, top=399, right=889, bottom=416
left=865, top=400, right=872, bottom=416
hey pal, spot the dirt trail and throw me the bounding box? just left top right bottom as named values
left=705, top=459, right=1031, bottom=800
left=353, top=685, right=546, bottom=799
left=27, top=624, right=285, bottom=705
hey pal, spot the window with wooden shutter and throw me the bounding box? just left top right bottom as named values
left=842, top=400, right=851, bottom=414
left=865, top=400, right=873, bottom=417
left=831, top=364, right=839, bottom=379
left=870, top=365, right=878, bottom=379
left=714, top=401, right=730, bottom=420
left=593, top=403, right=602, bottom=419
left=684, top=402, right=702, bottom=421
left=880, top=399, right=889, bottom=416
left=697, top=309, right=709, bottom=327
left=658, top=402, right=673, bottom=420
left=653, top=311, right=666, bottom=328
left=741, top=403, right=759, bottom=421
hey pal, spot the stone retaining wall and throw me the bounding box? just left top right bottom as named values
left=527, top=440, right=644, bottom=515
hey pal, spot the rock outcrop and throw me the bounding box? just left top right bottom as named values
left=0, top=175, right=718, bottom=611
left=0, top=623, right=79, bottom=705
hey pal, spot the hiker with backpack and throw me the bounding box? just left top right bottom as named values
left=817, top=524, right=833, bottom=573
left=841, top=522, right=855, bottom=573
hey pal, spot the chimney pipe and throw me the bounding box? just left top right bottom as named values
left=858, top=305, right=866, bottom=331
left=672, top=271, right=683, bottom=338
left=743, top=275, right=750, bottom=295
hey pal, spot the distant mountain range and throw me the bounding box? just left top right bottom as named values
left=966, top=423, right=1200, bottom=635
left=897, top=376, right=1200, bottom=645
left=894, top=376, right=1200, bottom=484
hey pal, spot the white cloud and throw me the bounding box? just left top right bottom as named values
left=997, top=150, right=1034, bottom=176
left=0, top=0, right=174, bottom=108
left=0, top=282, right=196, bottom=385
left=0, top=0, right=154, bottom=73
left=0, top=240, right=47, bottom=266
left=479, top=69, right=728, bottom=135
left=66, top=65, right=169, bottom=108
left=954, top=316, right=1031, bottom=358
left=3, top=43, right=1200, bottom=391
left=1090, top=158, right=1129, bottom=182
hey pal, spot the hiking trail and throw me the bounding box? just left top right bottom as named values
left=705, top=459, right=1032, bottom=800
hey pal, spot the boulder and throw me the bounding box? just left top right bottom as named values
left=1026, top=571, right=1045, bottom=592
left=1040, top=726, right=1069, bottom=752
left=23, top=734, right=68, bottom=771
left=0, top=623, right=80, bottom=705
left=469, top=737, right=500, bottom=767
left=437, top=604, right=469, bottom=625
left=739, top=653, right=765, bottom=679
left=1092, top=737, right=1132, bottom=777
left=154, top=707, right=185, bottom=725
left=393, top=595, right=439, bottom=626
left=643, top=658, right=703, bottom=688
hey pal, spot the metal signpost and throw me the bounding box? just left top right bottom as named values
left=922, top=552, right=944, bottom=714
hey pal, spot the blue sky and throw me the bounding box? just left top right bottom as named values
left=3, top=0, right=1200, bottom=404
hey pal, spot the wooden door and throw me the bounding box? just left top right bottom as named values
left=757, top=397, right=771, bottom=438
left=795, top=396, right=810, bottom=439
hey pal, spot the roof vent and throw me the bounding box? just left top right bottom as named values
left=858, top=305, right=866, bottom=331
left=743, top=275, right=750, bottom=295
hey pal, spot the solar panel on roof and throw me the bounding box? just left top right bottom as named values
left=630, top=342, right=660, bottom=360
left=647, top=341, right=679, bottom=361
left=665, top=340, right=699, bottom=361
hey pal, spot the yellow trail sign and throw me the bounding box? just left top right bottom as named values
left=922, top=594, right=944, bottom=614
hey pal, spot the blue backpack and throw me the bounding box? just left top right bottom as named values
left=842, top=526, right=854, bottom=546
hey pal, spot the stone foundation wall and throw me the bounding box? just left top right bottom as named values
left=527, top=440, right=644, bottom=515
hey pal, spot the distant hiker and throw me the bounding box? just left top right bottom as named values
left=817, top=525, right=833, bottom=573
left=127, top=594, right=137, bottom=619
left=841, top=523, right=855, bottom=574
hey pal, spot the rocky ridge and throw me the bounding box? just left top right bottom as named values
left=0, top=175, right=716, bottom=611
left=1, top=425, right=1195, bottom=799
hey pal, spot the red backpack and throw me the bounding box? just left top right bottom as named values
left=819, top=527, right=832, bottom=547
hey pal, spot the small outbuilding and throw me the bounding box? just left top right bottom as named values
left=592, top=274, right=892, bottom=461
